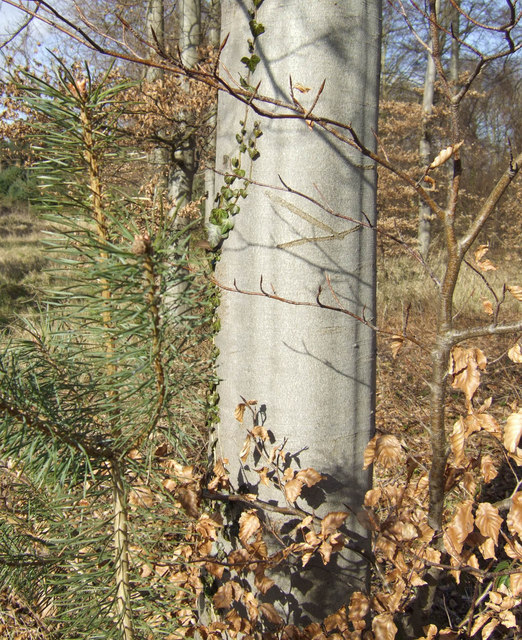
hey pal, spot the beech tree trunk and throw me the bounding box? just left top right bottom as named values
left=204, top=0, right=220, bottom=224
left=214, top=0, right=381, bottom=623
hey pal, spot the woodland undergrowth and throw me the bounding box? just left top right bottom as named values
left=0, top=21, right=521, bottom=640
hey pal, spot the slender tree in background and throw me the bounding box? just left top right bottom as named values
left=418, top=0, right=440, bottom=258
left=145, top=0, right=165, bottom=83
left=204, top=0, right=221, bottom=223
left=144, top=0, right=169, bottom=202
left=169, top=0, right=201, bottom=217
left=213, top=0, right=381, bottom=623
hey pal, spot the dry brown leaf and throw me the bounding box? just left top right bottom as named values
left=234, top=400, right=257, bottom=423
left=504, top=538, right=522, bottom=560
left=477, top=258, right=497, bottom=272
left=375, top=434, right=403, bottom=468
left=234, top=403, right=247, bottom=423
left=254, top=567, right=275, bottom=594
left=481, top=298, right=494, bottom=315
left=178, top=487, right=200, bottom=518
left=508, top=343, right=522, bottom=363
left=450, top=418, right=466, bottom=465
left=242, top=591, right=258, bottom=624
left=208, top=459, right=230, bottom=491
left=470, top=613, right=491, bottom=637
left=284, top=477, right=304, bottom=503
left=251, top=425, right=270, bottom=440
left=387, top=520, right=418, bottom=542
left=321, top=511, right=349, bottom=537
left=465, top=413, right=501, bottom=437
left=507, top=284, right=522, bottom=301
left=205, top=562, right=225, bottom=579
left=498, top=609, right=517, bottom=628
left=444, top=499, right=474, bottom=557
left=390, top=334, right=404, bottom=358
left=507, top=492, right=522, bottom=537
left=409, top=572, right=426, bottom=587
left=463, top=471, right=477, bottom=497
left=296, top=467, right=324, bottom=487
left=473, top=245, right=497, bottom=271
left=510, top=572, right=522, bottom=597
left=378, top=579, right=405, bottom=613
left=429, top=142, right=462, bottom=169
left=423, top=174, right=436, bottom=190
left=372, top=612, right=398, bottom=640
left=363, top=434, right=378, bottom=469
left=356, top=508, right=377, bottom=531
left=419, top=624, right=438, bottom=640
left=436, top=630, right=465, bottom=640
left=421, top=546, right=441, bottom=565
left=319, top=538, right=333, bottom=564
left=481, top=618, right=499, bottom=640
left=259, top=602, right=284, bottom=625
left=475, top=502, right=502, bottom=545
left=250, top=537, right=268, bottom=559
left=162, top=478, right=177, bottom=492
left=294, top=82, right=311, bottom=93
left=239, top=436, right=251, bottom=462
left=364, top=487, right=382, bottom=507
left=239, top=510, right=261, bottom=545
left=256, top=466, right=271, bottom=487
left=283, top=467, right=295, bottom=482
left=348, top=591, right=370, bottom=622
left=449, top=346, right=487, bottom=408
left=324, top=608, right=348, bottom=633
left=225, top=606, right=249, bottom=634
left=474, top=244, right=490, bottom=262
left=304, top=529, right=321, bottom=547
left=129, top=485, right=154, bottom=508
left=481, top=455, right=498, bottom=483
left=213, top=583, right=233, bottom=609
left=504, top=411, right=522, bottom=453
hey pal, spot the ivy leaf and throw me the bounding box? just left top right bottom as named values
left=249, top=19, right=265, bottom=38
left=239, top=76, right=255, bottom=91
left=241, top=54, right=261, bottom=73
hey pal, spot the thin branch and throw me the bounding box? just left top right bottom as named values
left=0, top=3, right=38, bottom=50
left=460, top=151, right=522, bottom=255
left=211, top=274, right=428, bottom=352
left=201, top=489, right=372, bottom=561
left=447, top=320, right=522, bottom=346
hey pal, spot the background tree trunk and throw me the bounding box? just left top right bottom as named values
left=214, top=0, right=381, bottom=623
left=169, top=0, right=201, bottom=216
left=449, top=0, right=460, bottom=86
left=145, top=0, right=169, bottom=202
left=418, top=0, right=440, bottom=258
left=204, top=0, right=220, bottom=225
left=145, top=0, right=165, bottom=82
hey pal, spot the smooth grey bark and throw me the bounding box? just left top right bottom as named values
left=418, top=0, right=440, bottom=259
left=204, top=0, right=221, bottom=224
left=214, top=0, right=381, bottom=623
left=449, top=0, right=460, bottom=85
left=169, top=0, right=201, bottom=214
left=145, top=0, right=165, bottom=82
left=144, top=0, right=169, bottom=203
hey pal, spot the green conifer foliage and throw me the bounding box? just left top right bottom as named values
left=0, top=61, right=213, bottom=639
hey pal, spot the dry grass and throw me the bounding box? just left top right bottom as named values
left=0, top=204, right=49, bottom=326
left=377, top=247, right=521, bottom=333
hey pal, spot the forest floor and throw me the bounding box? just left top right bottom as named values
left=0, top=205, right=520, bottom=638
